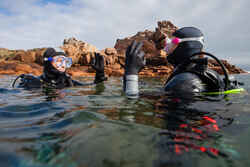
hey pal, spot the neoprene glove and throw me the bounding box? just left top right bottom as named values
left=125, top=40, right=146, bottom=75
left=91, top=53, right=107, bottom=83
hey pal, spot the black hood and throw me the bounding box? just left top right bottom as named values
left=42, top=48, right=72, bottom=88
left=167, top=27, right=204, bottom=67
left=43, top=47, right=66, bottom=78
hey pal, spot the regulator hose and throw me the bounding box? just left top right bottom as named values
left=189, top=52, right=229, bottom=90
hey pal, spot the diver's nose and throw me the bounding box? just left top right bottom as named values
left=61, top=61, right=66, bottom=68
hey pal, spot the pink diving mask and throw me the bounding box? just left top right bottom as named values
left=164, top=36, right=204, bottom=54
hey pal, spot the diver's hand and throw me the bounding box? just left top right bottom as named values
left=91, top=53, right=107, bottom=83
left=125, top=40, right=146, bottom=75
left=123, top=41, right=145, bottom=98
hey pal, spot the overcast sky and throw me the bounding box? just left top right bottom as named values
left=0, top=0, right=249, bottom=64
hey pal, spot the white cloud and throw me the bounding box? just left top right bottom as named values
left=0, top=0, right=249, bottom=64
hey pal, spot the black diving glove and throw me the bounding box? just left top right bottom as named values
left=123, top=40, right=145, bottom=98
left=125, top=40, right=146, bottom=75
left=91, top=53, right=107, bottom=84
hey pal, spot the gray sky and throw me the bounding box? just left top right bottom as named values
left=0, top=0, right=249, bottom=64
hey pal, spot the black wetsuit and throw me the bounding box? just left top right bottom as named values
left=16, top=73, right=102, bottom=89
left=14, top=48, right=106, bottom=89
left=164, top=58, right=225, bottom=94
left=123, top=27, right=242, bottom=98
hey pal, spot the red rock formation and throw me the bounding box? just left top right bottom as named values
left=67, top=66, right=95, bottom=77
left=0, top=60, right=42, bottom=76
left=208, top=59, right=246, bottom=74
left=114, top=21, right=247, bottom=76
left=114, top=21, right=177, bottom=66
left=0, top=21, right=247, bottom=77
left=62, top=37, right=98, bottom=65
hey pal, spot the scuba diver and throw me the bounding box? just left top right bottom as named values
left=12, top=47, right=107, bottom=89
left=123, top=26, right=243, bottom=98
left=122, top=27, right=243, bottom=165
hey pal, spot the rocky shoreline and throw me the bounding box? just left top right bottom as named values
left=0, top=21, right=247, bottom=78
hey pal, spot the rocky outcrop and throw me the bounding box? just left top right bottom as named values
left=1, top=48, right=47, bottom=65
left=61, top=37, right=125, bottom=76
left=115, top=21, right=177, bottom=66
left=114, top=20, right=247, bottom=75
left=0, top=21, right=247, bottom=77
left=0, top=60, right=42, bottom=76
left=62, top=37, right=98, bottom=65
left=208, top=59, right=246, bottom=74
left=0, top=48, right=16, bottom=60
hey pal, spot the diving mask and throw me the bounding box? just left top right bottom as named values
left=44, top=55, right=72, bottom=68
left=164, top=36, right=204, bottom=54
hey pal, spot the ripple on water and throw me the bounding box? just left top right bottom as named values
left=0, top=75, right=250, bottom=167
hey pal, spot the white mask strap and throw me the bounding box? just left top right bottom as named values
left=179, top=36, right=204, bottom=45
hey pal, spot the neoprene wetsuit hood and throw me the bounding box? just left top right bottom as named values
left=43, top=47, right=67, bottom=80
left=167, top=27, right=204, bottom=67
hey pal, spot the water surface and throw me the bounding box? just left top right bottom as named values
left=0, top=74, right=250, bottom=167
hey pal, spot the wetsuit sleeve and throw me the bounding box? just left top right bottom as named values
left=123, top=75, right=139, bottom=99
left=123, top=41, right=145, bottom=99
left=164, top=72, right=206, bottom=94
left=17, top=75, right=42, bottom=89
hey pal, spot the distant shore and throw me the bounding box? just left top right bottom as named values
left=0, top=21, right=247, bottom=77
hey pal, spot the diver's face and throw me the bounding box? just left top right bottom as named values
left=51, top=57, right=66, bottom=72
left=164, top=36, right=178, bottom=55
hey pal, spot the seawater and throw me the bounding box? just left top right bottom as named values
left=0, top=74, right=250, bottom=167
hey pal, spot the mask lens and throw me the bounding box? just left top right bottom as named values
left=164, top=38, right=176, bottom=54
left=65, top=57, right=72, bottom=68
left=53, top=56, right=72, bottom=68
